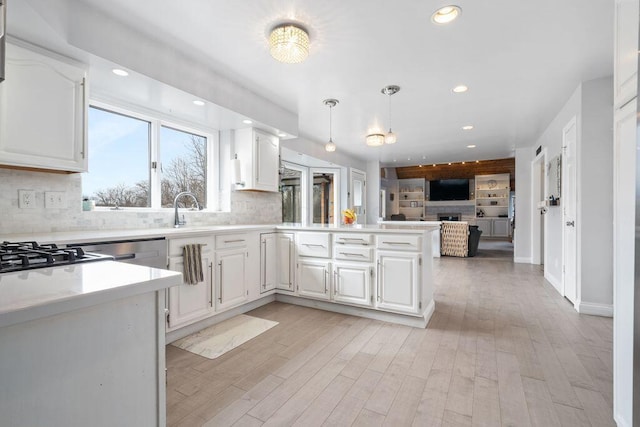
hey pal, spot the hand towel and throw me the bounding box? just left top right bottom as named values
left=183, top=244, right=204, bottom=285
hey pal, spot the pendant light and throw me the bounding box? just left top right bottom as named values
left=323, top=99, right=338, bottom=152
left=381, top=85, right=400, bottom=144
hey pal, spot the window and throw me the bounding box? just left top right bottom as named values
left=85, top=104, right=219, bottom=210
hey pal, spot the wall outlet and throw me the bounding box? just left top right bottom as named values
left=45, top=191, right=67, bottom=209
left=18, top=190, right=37, bottom=209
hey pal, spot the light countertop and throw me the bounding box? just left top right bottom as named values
left=0, top=261, right=182, bottom=328
left=1, top=223, right=439, bottom=245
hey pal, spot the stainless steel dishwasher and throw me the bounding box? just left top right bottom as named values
left=66, top=238, right=167, bottom=269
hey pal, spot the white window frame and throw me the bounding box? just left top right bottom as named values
left=309, top=167, right=341, bottom=226
left=88, top=100, right=220, bottom=211
left=281, top=161, right=309, bottom=225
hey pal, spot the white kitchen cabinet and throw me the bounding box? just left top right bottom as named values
left=298, top=259, right=331, bottom=300
left=276, top=233, right=295, bottom=291
left=0, top=42, right=87, bottom=172
left=614, top=0, right=639, bottom=108
left=260, top=233, right=277, bottom=293
left=167, top=238, right=215, bottom=330
left=333, top=262, right=373, bottom=307
left=215, top=248, right=248, bottom=311
left=376, top=251, right=420, bottom=315
left=234, top=128, right=280, bottom=192
left=475, top=218, right=492, bottom=236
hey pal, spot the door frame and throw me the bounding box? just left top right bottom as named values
left=561, top=115, right=579, bottom=305
left=280, top=161, right=309, bottom=225
left=309, top=167, right=341, bottom=226
left=531, top=148, right=547, bottom=266
left=349, top=167, right=367, bottom=223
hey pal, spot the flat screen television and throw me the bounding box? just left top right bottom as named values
left=429, top=179, right=469, bottom=201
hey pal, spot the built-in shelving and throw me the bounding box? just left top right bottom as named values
left=398, top=178, right=425, bottom=220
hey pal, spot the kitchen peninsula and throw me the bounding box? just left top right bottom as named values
left=0, top=261, right=182, bottom=426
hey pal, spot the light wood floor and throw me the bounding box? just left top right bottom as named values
left=166, top=255, right=613, bottom=426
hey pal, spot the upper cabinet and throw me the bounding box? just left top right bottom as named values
left=0, top=42, right=88, bottom=172
left=614, top=0, right=639, bottom=108
left=234, top=128, right=280, bottom=192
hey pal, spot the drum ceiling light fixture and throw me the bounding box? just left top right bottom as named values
left=269, top=24, right=310, bottom=64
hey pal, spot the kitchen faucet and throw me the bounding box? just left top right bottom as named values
left=173, top=191, right=201, bottom=228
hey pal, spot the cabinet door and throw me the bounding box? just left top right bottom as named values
left=492, top=218, right=509, bottom=237
left=216, top=249, right=248, bottom=311
left=167, top=255, right=213, bottom=330
left=0, top=43, right=87, bottom=172
left=254, top=131, right=279, bottom=192
left=614, top=0, right=639, bottom=108
left=376, top=251, right=419, bottom=314
left=333, top=262, right=373, bottom=307
left=260, top=233, right=277, bottom=293
left=297, top=259, right=331, bottom=300
left=475, top=219, right=492, bottom=237
left=276, top=233, right=295, bottom=291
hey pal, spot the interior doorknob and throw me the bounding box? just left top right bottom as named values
left=566, top=220, right=575, bottom=227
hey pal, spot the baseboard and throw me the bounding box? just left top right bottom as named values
left=514, top=257, right=532, bottom=264
left=275, top=294, right=432, bottom=328
left=544, top=271, right=562, bottom=294
left=614, top=412, right=631, bottom=427
left=165, top=294, right=276, bottom=343
left=576, top=300, right=613, bottom=317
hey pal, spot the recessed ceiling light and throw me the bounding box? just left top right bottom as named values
left=448, top=162, right=452, bottom=165
left=433, top=164, right=436, bottom=167
left=462, top=125, right=474, bottom=130
left=467, top=144, right=476, bottom=148
left=112, top=68, right=129, bottom=77
left=476, top=160, right=480, bottom=163
left=462, top=161, right=465, bottom=164
left=432, top=5, right=462, bottom=24
left=452, top=85, right=468, bottom=93
left=242, top=119, right=253, bottom=124
left=277, top=132, right=287, bottom=137
left=193, top=100, right=205, bottom=106
left=393, top=159, right=397, bottom=162
left=419, top=165, right=423, bottom=168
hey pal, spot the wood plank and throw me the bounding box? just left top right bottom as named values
left=521, top=377, right=561, bottom=427
left=293, top=375, right=355, bottom=426
left=496, top=351, right=532, bottom=427
left=323, top=369, right=383, bottom=426
left=445, top=374, right=474, bottom=417
left=383, top=375, right=427, bottom=426
left=471, top=377, right=500, bottom=427
left=353, top=408, right=386, bottom=427
left=573, top=386, right=615, bottom=427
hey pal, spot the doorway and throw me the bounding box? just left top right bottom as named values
left=349, top=168, right=366, bottom=222
left=280, top=162, right=306, bottom=224
left=531, top=150, right=546, bottom=265
left=311, top=168, right=340, bottom=225
left=562, top=116, right=578, bottom=304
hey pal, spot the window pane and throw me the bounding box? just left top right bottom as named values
left=160, top=126, right=207, bottom=208
left=281, top=167, right=302, bottom=223
left=313, top=172, right=335, bottom=225
left=84, top=107, right=150, bottom=207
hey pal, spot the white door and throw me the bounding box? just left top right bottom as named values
left=376, top=251, right=419, bottom=314
left=276, top=233, right=295, bottom=291
left=350, top=168, right=366, bottom=222
left=333, top=262, right=373, bottom=307
left=260, top=233, right=277, bottom=293
left=216, top=249, right=248, bottom=311
left=297, top=259, right=331, bottom=300
left=167, top=255, right=213, bottom=330
left=562, top=117, right=578, bottom=304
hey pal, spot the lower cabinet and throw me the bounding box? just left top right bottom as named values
left=167, top=246, right=214, bottom=331
left=376, top=251, right=420, bottom=314
left=261, top=232, right=295, bottom=293
left=492, top=218, right=510, bottom=237
left=215, top=248, right=248, bottom=311
left=333, top=262, right=373, bottom=307
left=298, top=259, right=331, bottom=300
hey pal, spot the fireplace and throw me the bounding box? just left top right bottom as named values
left=439, top=213, right=462, bottom=221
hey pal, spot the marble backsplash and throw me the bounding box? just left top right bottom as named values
left=0, top=169, right=282, bottom=235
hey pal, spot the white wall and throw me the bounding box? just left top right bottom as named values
left=579, top=77, right=614, bottom=309
left=519, top=77, right=613, bottom=314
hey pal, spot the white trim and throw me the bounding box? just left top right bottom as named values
left=275, top=294, right=433, bottom=328
left=531, top=148, right=546, bottom=266
left=514, top=257, right=532, bottom=264
left=575, top=301, right=613, bottom=317
left=614, top=413, right=631, bottom=427
left=544, top=270, right=562, bottom=294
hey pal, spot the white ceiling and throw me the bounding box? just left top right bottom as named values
left=14, top=0, right=613, bottom=166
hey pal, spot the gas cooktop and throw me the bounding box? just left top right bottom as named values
left=0, top=241, right=113, bottom=273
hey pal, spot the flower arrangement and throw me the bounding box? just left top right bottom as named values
left=342, top=208, right=357, bottom=225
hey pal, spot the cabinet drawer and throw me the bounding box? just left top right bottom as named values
left=334, top=233, right=373, bottom=246
left=376, top=234, right=422, bottom=251
left=215, top=233, right=249, bottom=249
left=334, top=246, right=373, bottom=262
left=297, top=232, right=331, bottom=258
left=168, top=236, right=213, bottom=257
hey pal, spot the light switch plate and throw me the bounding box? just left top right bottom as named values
left=45, top=191, right=67, bottom=209
left=18, top=190, right=37, bottom=209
